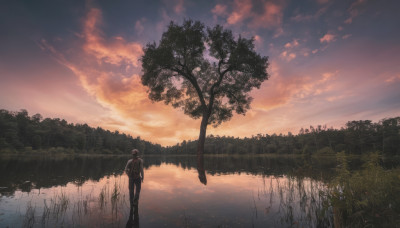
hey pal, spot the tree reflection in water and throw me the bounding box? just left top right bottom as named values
left=197, top=154, right=207, bottom=185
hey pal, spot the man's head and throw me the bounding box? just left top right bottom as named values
left=131, top=149, right=139, bottom=157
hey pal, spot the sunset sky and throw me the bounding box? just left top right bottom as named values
left=1, top=0, right=399, bottom=146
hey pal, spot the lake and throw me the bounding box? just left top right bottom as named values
left=0, top=154, right=357, bottom=227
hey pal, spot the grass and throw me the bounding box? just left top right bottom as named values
left=23, top=201, right=36, bottom=228
left=254, top=174, right=332, bottom=227
left=99, top=185, right=108, bottom=209
left=41, top=199, right=50, bottom=226
left=50, top=190, right=69, bottom=221
left=325, top=151, right=400, bottom=227
left=18, top=180, right=130, bottom=228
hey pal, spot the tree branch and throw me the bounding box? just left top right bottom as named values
left=170, top=66, right=207, bottom=110
left=207, top=62, right=231, bottom=116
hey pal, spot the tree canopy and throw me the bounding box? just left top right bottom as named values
left=141, top=20, right=269, bottom=127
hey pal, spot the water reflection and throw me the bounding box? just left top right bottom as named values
left=0, top=154, right=343, bottom=227
left=197, top=154, right=207, bottom=185
left=126, top=204, right=139, bottom=228
left=0, top=154, right=342, bottom=196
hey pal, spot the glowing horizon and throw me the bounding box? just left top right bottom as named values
left=1, top=0, right=399, bottom=146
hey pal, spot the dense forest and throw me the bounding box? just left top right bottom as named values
left=166, top=117, right=400, bottom=156
left=0, top=109, right=162, bottom=154
left=0, top=109, right=399, bottom=156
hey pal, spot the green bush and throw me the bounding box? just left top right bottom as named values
left=327, top=152, right=400, bottom=227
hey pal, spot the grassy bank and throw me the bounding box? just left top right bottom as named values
left=325, top=152, right=400, bottom=227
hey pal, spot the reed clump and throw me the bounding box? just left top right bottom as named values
left=327, top=151, right=400, bottom=227
left=23, top=201, right=36, bottom=228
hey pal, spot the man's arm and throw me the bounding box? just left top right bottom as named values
left=140, top=159, right=144, bottom=182
left=124, top=160, right=132, bottom=175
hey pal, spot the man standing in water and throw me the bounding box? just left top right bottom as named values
left=125, top=149, right=144, bottom=206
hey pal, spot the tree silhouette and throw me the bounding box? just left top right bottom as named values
left=141, top=20, right=269, bottom=159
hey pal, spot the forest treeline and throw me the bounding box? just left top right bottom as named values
left=0, top=109, right=399, bottom=156
left=0, top=109, right=162, bottom=154
left=166, top=117, right=400, bottom=156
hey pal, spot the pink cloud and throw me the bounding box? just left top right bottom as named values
left=291, top=14, right=313, bottom=22
left=251, top=61, right=338, bottom=114
left=174, top=0, right=185, bottom=14
left=320, top=33, right=336, bottom=43
left=211, top=4, right=227, bottom=16
left=226, top=0, right=252, bottom=25
left=284, top=39, right=299, bottom=48
left=385, top=74, right=400, bottom=83
left=280, top=51, right=296, bottom=61
left=342, top=34, right=352, bottom=39
left=345, top=0, right=367, bottom=24
left=290, top=5, right=328, bottom=22
left=134, top=18, right=146, bottom=35
left=253, top=34, right=263, bottom=48
left=251, top=1, right=284, bottom=29
left=224, top=0, right=284, bottom=29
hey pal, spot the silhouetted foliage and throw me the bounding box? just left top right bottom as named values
left=327, top=152, right=400, bottom=227
left=165, top=117, right=400, bottom=156
left=0, top=109, right=162, bottom=154
left=1, top=109, right=399, bottom=156
left=141, top=19, right=269, bottom=155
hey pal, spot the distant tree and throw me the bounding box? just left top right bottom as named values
left=141, top=20, right=269, bottom=157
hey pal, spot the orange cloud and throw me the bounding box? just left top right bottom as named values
left=39, top=7, right=203, bottom=145
left=252, top=61, right=337, bottom=112
left=83, top=9, right=143, bottom=66
left=36, top=5, right=362, bottom=146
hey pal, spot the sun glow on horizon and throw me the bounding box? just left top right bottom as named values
left=1, top=0, right=399, bottom=146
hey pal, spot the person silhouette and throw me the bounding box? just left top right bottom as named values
left=124, top=149, right=144, bottom=206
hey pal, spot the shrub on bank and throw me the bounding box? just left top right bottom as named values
left=327, top=152, right=400, bottom=227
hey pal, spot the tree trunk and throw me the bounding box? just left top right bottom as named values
left=197, top=113, right=208, bottom=156
left=197, top=113, right=208, bottom=185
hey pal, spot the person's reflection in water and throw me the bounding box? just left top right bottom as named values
left=126, top=204, right=139, bottom=228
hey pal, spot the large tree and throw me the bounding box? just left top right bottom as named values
left=141, top=20, right=269, bottom=158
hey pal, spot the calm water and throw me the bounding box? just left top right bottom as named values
left=0, top=155, right=338, bottom=227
